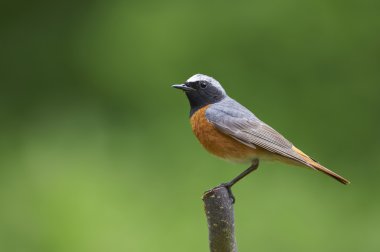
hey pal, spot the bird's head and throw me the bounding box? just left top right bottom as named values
left=172, top=74, right=227, bottom=115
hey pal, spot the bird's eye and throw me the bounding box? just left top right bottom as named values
left=200, top=82, right=207, bottom=89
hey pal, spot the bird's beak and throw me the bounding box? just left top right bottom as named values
left=171, top=84, right=196, bottom=92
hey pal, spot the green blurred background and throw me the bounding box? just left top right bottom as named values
left=1, top=0, right=379, bottom=251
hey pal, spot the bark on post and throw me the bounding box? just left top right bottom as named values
left=202, top=186, right=237, bottom=252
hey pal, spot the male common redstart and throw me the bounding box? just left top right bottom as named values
left=172, top=74, right=349, bottom=197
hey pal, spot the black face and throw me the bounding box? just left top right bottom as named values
left=183, top=80, right=225, bottom=116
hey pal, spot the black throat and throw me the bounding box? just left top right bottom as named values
left=186, top=92, right=223, bottom=117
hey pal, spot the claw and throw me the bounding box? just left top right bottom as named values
left=220, top=183, right=235, bottom=204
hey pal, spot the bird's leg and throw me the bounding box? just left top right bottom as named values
left=221, top=159, right=259, bottom=204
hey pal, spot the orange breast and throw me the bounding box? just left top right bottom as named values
left=190, top=106, right=261, bottom=162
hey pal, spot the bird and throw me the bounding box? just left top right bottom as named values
left=172, top=74, right=349, bottom=201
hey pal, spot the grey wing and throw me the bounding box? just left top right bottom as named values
left=206, top=98, right=311, bottom=166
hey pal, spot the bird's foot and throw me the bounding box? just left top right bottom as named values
left=220, top=182, right=235, bottom=204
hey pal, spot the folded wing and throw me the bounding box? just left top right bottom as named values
left=205, top=100, right=311, bottom=167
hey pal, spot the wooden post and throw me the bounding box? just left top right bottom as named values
left=202, top=186, right=237, bottom=252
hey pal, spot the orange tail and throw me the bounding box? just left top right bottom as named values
left=311, top=162, right=350, bottom=184
left=292, top=146, right=350, bottom=185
